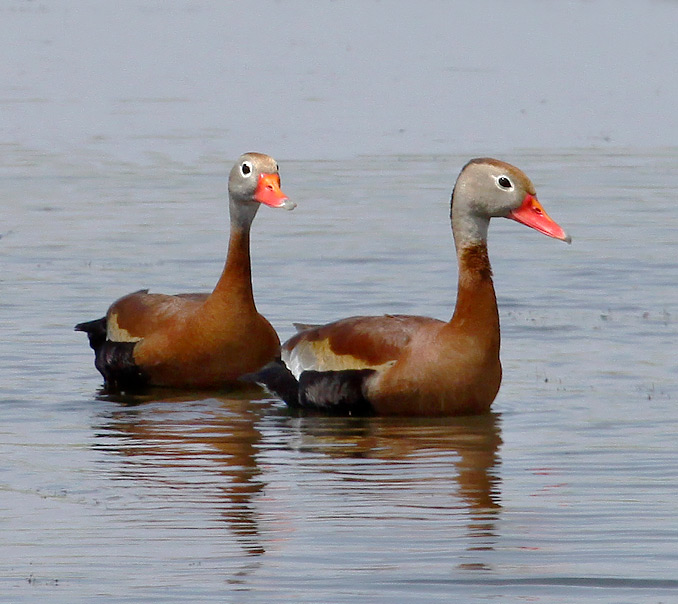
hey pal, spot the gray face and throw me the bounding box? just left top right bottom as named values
left=228, top=152, right=280, bottom=203
left=453, top=158, right=537, bottom=219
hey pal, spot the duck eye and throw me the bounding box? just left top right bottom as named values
left=240, top=161, right=253, bottom=177
left=497, top=175, right=513, bottom=189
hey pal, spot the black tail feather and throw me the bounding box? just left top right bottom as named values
left=241, top=359, right=300, bottom=406
left=74, top=317, right=107, bottom=351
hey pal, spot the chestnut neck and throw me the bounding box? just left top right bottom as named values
left=447, top=242, right=500, bottom=351
left=209, top=200, right=259, bottom=309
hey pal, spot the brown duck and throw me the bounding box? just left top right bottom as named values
left=76, top=152, right=295, bottom=391
left=249, top=158, right=570, bottom=416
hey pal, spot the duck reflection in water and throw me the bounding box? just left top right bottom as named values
left=93, top=388, right=502, bottom=570
left=93, top=386, right=270, bottom=558
left=286, top=411, right=503, bottom=566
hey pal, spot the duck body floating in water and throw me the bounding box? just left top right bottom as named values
left=76, top=153, right=295, bottom=392
left=248, top=158, right=570, bottom=416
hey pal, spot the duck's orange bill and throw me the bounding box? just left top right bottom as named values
left=254, top=173, right=295, bottom=210
left=508, top=194, right=571, bottom=243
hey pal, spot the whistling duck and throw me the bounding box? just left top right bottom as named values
left=76, top=152, right=295, bottom=391
left=248, top=158, right=570, bottom=416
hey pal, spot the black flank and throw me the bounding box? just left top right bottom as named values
left=298, top=369, right=375, bottom=415
left=242, top=361, right=375, bottom=415
left=96, top=340, right=149, bottom=392
left=75, top=318, right=148, bottom=392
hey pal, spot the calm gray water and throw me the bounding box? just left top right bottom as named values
left=2, top=1, right=677, bottom=603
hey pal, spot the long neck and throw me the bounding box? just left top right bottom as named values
left=209, top=199, right=258, bottom=309
left=447, top=204, right=500, bottom=350
left=449, top=243, right=499, bottom=334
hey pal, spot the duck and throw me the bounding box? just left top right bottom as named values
left=247, top=158, right=570, bottom=416
left=76, top=152, right=295, bottom=391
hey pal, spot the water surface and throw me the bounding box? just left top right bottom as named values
left=2, top=1, right=677, bottom=602
left=3, top=149, right=676, bottom=603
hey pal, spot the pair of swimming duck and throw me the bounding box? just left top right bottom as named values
left=76, top=153, right=570, bottom=416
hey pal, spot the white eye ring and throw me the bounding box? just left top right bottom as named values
left=495, top=175, right=514, bottom=190
left=240, top=161, right=253, bottom=177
